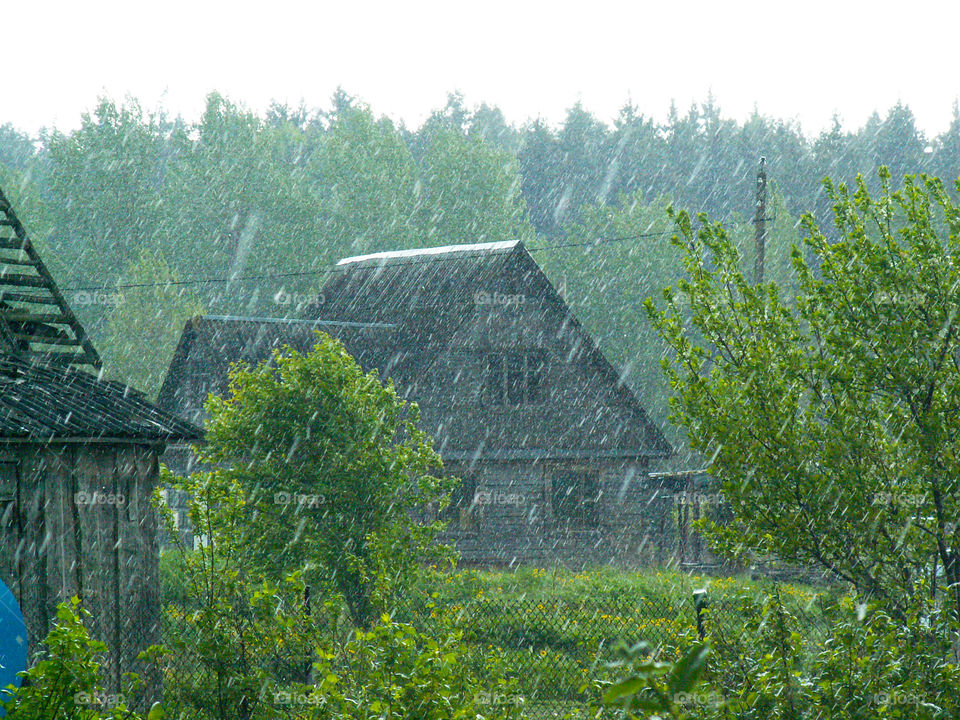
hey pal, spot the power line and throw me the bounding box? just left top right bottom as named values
left=61, top=230, right=678, bottom=293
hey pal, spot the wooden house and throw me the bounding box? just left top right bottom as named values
left=159, top=240, right=692, bottom=567
left=0, top=188, right=201, bottom=689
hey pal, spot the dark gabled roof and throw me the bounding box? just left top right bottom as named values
left=0, top=187, right=101, bottom=370
left=309, top=240, right=673, bottom=460
left=0, top=356, right=201, bottom=442
left=312, top=240, right=523, bottom=326
left=157, top=315, right=406, bottom=419
left=158, top=241, right=672, bottom=461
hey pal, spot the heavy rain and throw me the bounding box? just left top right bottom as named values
left=0, top=2, right=959, bottom=719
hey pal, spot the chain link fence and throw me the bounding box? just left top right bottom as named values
left=138, top=586, right=834, bottom=720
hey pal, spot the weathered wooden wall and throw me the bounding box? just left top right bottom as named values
left=0, top=442, right=160, bottom=694
left=438, top=459, right=694, bottom=568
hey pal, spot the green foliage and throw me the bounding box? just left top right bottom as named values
left=699, top=588, right=960, bottom=719
left=316, top=103, right=420, bottom=259
left=536, top=187, right=801, bottom=459
left=101, top=247, right=204, bottom=397
left=284, top=617, right=525, bottom=720
left=161, top=93, right=326, bottom=316
left=647, top=170, right=960, bottom=619
left=43, top=98, right=171, bottom=300
left=157, top=468, right=319, bottom=720
left=602, top=641, right=711, bottom=720
left=415, top=121, right=531, bottom=246
left=0, top=598, right=157, bottom=720
left=804, top=594, right=960, bottom=719
left=191, top=332, right=456, bottom=625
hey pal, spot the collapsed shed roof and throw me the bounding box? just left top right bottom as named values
left=0, top=188, right=100, bottom=370
left=0, top=186, right=201, bottom=443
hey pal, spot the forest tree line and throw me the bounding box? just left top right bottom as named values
left=1, top=91, right=956, bottom=445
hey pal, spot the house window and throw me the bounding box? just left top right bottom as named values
left=551, top=469, right=601, bottom=528
left=441, top=474, right=481, bottom=532
left=0, top=461, right=19, bottom=540
left=0, top=462, right=18, bottom=512
left=483, top=351, right=545, bottom=406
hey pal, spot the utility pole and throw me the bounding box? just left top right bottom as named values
left=754, top=157, right=768, bottom=284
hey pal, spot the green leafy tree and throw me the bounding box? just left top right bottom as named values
left=43, top=98, right=170, bottom=302
left=315, top=103, right=420, bottom=259
left=415, top=120, right=532, bottom=246
left=158, top=470, right=315, bottom=720
left=100, top=248, right=204, bottom=397
left=290, top=618, right=525, bottom=720
left=602, top=641, right=711, bottom=720
left=0, top=123, right=37, bottom=171
left=538, top=188, right=800, bottom=462
left=647, top=169, right=960, bottom=619
left=160, top=93, right=323, bottom=316
left=195, top=333, right=456, bottom=626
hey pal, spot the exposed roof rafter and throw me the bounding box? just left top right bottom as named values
left=0, top=187, right=101, bottom=371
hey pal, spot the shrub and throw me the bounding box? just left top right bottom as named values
left=281, top=616, right=526, bottom=720
left=0, top=598, right=159, bottom=720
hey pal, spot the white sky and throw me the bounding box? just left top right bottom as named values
left=6, top=0, right=960, bottom=138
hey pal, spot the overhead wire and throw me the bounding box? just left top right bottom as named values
left=61, top=230, right=679, bottom=293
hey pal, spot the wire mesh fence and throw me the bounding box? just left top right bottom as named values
left=134, top=586, right=834, bottom=720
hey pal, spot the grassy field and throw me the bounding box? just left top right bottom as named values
left=392, top=565, right=840, bottom=716
left=159, top=556, right=843, bottom=719
left=408, top=563, right=836, bottom=613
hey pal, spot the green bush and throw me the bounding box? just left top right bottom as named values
left=683, top=587, right=960, bottom=719
left=0, top=598, right=159, bottom=720
left=279, top=616, right=526, bottom=719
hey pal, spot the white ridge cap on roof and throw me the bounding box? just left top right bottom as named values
left=337, top=239, right=520, bottom=266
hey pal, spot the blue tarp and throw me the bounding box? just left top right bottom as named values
left=0, top=579, right=26, bottom=716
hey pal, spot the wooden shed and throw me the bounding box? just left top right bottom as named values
left=0, top=188, right=201, bottom=689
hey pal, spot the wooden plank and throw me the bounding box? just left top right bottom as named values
left=42, top=353, right=99, bottom=366
left=0, top=292, right=58, bottom=305
left=14, top=333, right=76, bottom=346
left=18, top=451, right=48, bottom=651
left=0, top=256, right=39, bottom=267
left=118, top=448, right=161, bottom=702
left=5, top=312, right=69, bottom=324
left=0, top=190, right=101, bottom=369
left=0, top=273, right=47, bottom=288
left=75, top=448, right=120, bottom=690
left=0, top=456, right=21, bottom=603
left=42, top=447, right=79, bottom=619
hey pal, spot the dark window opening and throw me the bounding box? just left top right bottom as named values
left=441, top=474, right=481, bottom=532
left=0, top=462, right=18, bottom=512
left=551, top=469, right=601, bottom=528
left=483, top=351, right=546, bottom=406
